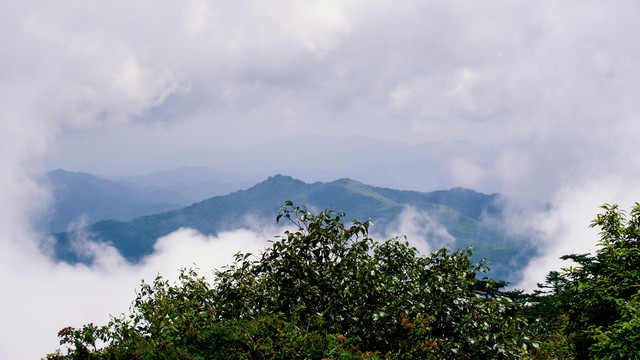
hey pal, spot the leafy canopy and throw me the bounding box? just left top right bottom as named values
left=46, top=201, right=532, bottom=359
left=526, top=203, right=640, bottom=360
left=560, top=203, right=640, bottom=359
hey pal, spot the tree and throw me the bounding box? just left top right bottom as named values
left=531, top=203, right=640, bottom=360
left=46, top=202, right=532, bottom=359
left=522, top=271, right=573, bottom=360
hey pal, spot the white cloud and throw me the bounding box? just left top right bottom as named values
left=377, top=206, right=456, bottom=256
left=450, top=157, right=488, bottom=189
left=0, top=227, right=270, bottom=359
left=515, top=175, right=640, bottom=291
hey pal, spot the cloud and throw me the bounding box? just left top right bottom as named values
left=450, top=157, right=488, bottom=189
left=32, top=0, right=640, bottom=190
left=376, top=206, right=456, bottom=256
left=0, top=227, right=271, bottom=359
left=515, top=175, right=640, bottom=291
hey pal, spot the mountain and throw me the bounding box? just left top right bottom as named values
left=106, top=166, right=259, bottom=193
left=215, top=135, right=493, bottom=193
left=43, top=169, right=263, bottom=232
left=44, top=170, right=190, bottom=232
left=51, top=135, right=499, bottom=194
left=106, top=168, right=259, bottom=206
left=53, top=175, right=534, bottom=282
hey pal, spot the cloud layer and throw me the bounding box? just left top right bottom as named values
left=0, top=227, right=272, bottom=359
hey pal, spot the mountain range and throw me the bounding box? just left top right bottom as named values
left=50, top=172, right=535, bottom=283
left=43, top=169, right=258, bottom=232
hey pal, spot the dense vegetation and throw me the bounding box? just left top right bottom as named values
left=525, top=203, right=640, bottom=359
left=45, top=202, right=640, bottom=359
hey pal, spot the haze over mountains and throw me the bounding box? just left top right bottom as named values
left=43, top=168, right=261, bottom=232
left=49, top=135, right=495, bottom=195
left=48, top=169, right=534, bottom=283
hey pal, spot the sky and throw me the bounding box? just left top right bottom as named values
left=2, top=0, right=640, bottom=357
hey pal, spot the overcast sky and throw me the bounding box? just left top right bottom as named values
left=3, top=0, right=640, bottom=357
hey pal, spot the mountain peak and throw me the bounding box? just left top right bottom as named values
left=263, top=174, right=301, bottom=184
left=248, top=174, right=307, bottom=193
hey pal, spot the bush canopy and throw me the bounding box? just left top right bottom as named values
left=46, top=202, right=640, bottom=359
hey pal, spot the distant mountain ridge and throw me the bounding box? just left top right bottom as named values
left=43, top=169, right=259, bottom=232
left=44, top=169, right=187, bottom=232
left=105, top=166, right=259, bottom=195
left=53, top=174, right=534, bottom=282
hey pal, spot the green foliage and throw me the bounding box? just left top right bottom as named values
left=529, top=203, right=640, bottom=360
left=46, top=202, right=532, bottom=359
left=522, top=271, right=573, bottom=360
left=562, top=203, right=640, bottom=359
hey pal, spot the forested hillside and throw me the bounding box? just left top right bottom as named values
left=53, top=175, right=533, bottom=282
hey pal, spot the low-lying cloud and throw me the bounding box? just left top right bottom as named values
left=376, top=206, right=456, bottom=256
left=515, top=176, right=640, bottom=290
left=0, top=227, right=272, bottom=359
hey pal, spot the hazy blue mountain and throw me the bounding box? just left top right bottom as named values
left=106, top=167, right=261, bottom=204
left=208, top=134, right=497, bottom=194
left=51, top=135, right=499, bottom=194
left=44, top=169, right=263, bottom=232
left=107, top=166, right=260, bottom=187
left=45, top=170, right=190, bottom=232
left=53, top=175, right=534, bottom=283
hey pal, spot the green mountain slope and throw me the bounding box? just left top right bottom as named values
left=53, top=175, right=534, bottom=282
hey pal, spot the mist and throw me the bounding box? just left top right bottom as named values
left=1, top=226, right=273, bottom=359
left=376, top=206, right=457, bottom=256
